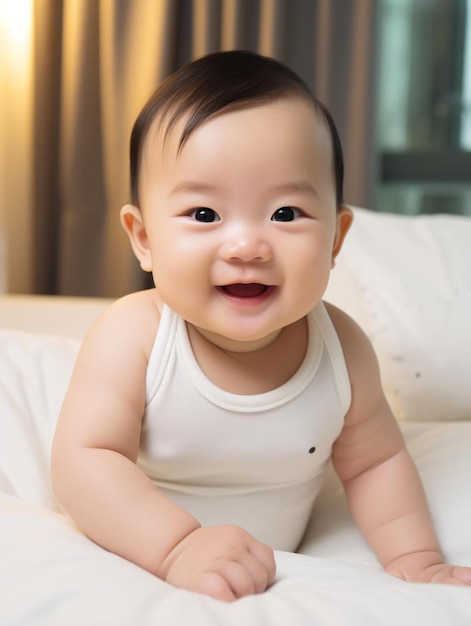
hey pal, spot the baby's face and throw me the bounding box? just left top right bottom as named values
left=127, top=97, right=350, bottom=351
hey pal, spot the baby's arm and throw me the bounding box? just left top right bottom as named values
left=51, top=292, right=275, bottom=602
left=328, top=304, right=471, bottom=586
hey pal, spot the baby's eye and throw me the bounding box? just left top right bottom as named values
left=271, top=206, right=302, bottom=222
left=189, top=208, right=221, bottom=222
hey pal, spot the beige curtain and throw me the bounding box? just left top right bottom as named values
left=1, top=0, right=377, bottom=297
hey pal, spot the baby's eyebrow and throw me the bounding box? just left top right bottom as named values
left=170, top=181, right=220, bottom=195
left=170, top=180, right=318, bottom=197
left=272, top=181, right=318, bottom=197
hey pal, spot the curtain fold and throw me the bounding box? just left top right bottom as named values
left=259, top=0, right=286, bottom=58
left=98, top=0, right=178, bottom=296
left=32, top=0, right=62, bottom=295
left=192, top=0, right=221, bottom=57
left=313, top=0, right=377, bottom=212
left=58, top=0, right=106, bottom=295
left=3, top=0, right=378, bottom=296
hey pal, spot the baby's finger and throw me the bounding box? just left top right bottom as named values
left=216, top=560, right=259, bottom=598
left=451, top=566, right=471, bottom=585
left=429, top=566, right=471, bottom=586
left=193, top=571, right=237, bottom=603
left=238, top=551, right=273, bottom=594
left=249, top=541, right=277, bottom=585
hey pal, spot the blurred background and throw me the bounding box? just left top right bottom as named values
left=0, top=0, right=470, bottom=297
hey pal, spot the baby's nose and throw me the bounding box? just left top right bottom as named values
left=220, top=234, right=273, bottom=263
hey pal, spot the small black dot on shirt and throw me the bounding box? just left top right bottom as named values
left=309, top=447, right=316, bottom=454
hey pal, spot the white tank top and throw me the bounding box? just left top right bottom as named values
left=138, top=302, right=351, bottom=551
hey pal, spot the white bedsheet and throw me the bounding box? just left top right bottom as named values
left=1, top=328, right=471, bottom=625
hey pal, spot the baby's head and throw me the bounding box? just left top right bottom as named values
left=129, top=50, right=343, bottom=211
left=122, top=51, right=352, bottom=346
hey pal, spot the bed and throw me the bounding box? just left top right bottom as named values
left=1, top=208, right=470, bottom=625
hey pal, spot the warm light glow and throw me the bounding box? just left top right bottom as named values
left=0, top=0, right=33, bottom=51
left=0, top=0, right=34, bottom=292
left=0, top=0, right=33, bottom=83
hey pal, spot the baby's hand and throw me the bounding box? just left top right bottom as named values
left=386, top=551, right=471, bottom=586
left=159, top=525, right=276, bottom=602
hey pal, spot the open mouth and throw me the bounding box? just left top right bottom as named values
left=216, top=284, right=277, bottom=304
left=220, top=283, right=269, bottom=298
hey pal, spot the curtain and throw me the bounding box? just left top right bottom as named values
left=1, top=0, right=377, bottom=297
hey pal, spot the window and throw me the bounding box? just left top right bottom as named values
left=377, top=0, right=471, bottom=215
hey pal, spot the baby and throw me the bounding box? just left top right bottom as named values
left=51, top=50, right=471, bottom=602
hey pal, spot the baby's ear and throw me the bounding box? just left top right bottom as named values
left=120, top=204, right=153, bottom=272
left=331, top=205, right=353, bottom=266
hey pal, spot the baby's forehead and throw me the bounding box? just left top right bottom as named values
left=143, top=97, right=332, bottom=163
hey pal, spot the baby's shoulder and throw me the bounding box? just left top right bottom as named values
left=102, top=288, right=161, bottom=326
left=322, top=300, right=362, bottom=336
left=323, top=300, right=374, bottom=357
left=110, top=288, right=163, bottom=317
left=322, top=300, right=381, bottom=388
left=67, top=290, right=164, bottom=406
left=84, top=289, right=163, bottom=356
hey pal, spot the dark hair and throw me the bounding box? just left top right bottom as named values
left=129, top=50, right=344, bottom=209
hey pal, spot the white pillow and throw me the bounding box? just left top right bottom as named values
left=327, top=208, right=471, bottom=422
left=0, top=330, right=79, bottom=508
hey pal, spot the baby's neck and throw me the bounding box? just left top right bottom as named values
left=188, top=324, right=283, bottom=354
left=186, top=317, right=309, bottom=395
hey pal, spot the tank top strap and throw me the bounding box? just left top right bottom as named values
left=311, top=302, right=352, bottom=415
left=146, top=304, right=178, bottom=404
